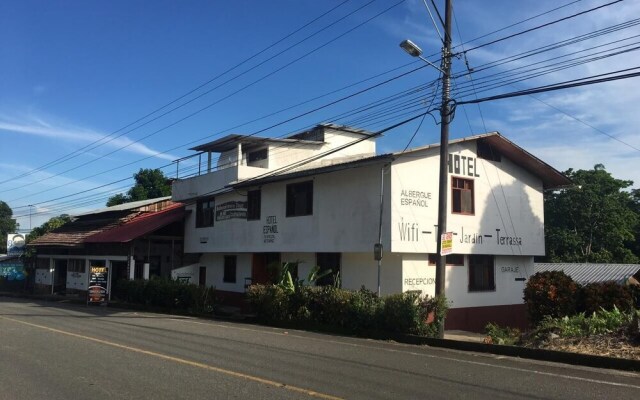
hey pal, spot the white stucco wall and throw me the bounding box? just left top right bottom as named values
left=390, top=142, right=545, bottom=256
left=184, top=163, right=390, bottom=254
left=341, top=252, right=402, bottom=296
left=444, top=255, right=533, bottom=308
left=199, top=253, right=252, bottom=292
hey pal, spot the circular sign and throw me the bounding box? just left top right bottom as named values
left=10, top=234, right=25, bottom=248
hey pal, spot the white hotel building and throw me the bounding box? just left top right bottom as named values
left=171, top=124, right=570, bottom=331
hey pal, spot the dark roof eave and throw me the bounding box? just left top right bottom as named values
left=190, top=134, right=324, bottom=153
left=233, top=154, right=395, bottom=189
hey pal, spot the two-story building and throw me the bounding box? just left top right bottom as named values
left=171, top=124, right=570, bottom=331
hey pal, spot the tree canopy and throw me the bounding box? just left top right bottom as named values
left=106, top=169, right=172, bottom=206
left=0, top=200, right=18, bottom=254
left=26, top=214, right=72, bottom=244
left=543, top=164, right=639, bottom=263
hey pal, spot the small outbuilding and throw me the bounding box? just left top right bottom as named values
left=28, top=197, right=187, bottom=298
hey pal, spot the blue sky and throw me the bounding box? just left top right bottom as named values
left=1, top=0, right=639, bottom=231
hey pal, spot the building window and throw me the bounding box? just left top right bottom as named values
left=36, top=258, right=50, bottom=270
left=223, top=255, right=237, bottom=283
left=452, top=177, right=474, bottom=215
left=196, top=198, right=215, bottom=227
left=428, top=254, right=464, bottom=266
left=248, top=148, right=268, bottom=163
left=286, top=181, right=313, bottom=217
left=247, top=189, right=261, bottom=221
left=477, top=140, right=501, bottom=162
left=67, top=259, right=85, bottom=273
left=316, top=253, right=340, bottom=287
left=468, top=255, right=495, bottom=292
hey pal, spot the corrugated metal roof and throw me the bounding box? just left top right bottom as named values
left=29, top=199, right=183, bottom=247
left=29, top=213, right=138, bottom=247
left=534, top=263, right=640, bottom=285
left=85, top=204, right=184, bottom=243
left=73, top=196, right=173, bottom=216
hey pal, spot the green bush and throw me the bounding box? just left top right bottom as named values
left=524, top=271, right=579, bottom=324
left=580, top=281, right=634, bottom=314
left=113, top=278, right=215, bottom=314
left=485, top=323, right=521, bottom=345
left=246, top=284, right=291, bottom=324
left=246, top=284, right=447, bottom=338
left=532, top=307, right=635, bottom=339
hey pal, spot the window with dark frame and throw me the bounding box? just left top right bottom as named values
left=196, top=198, right=215, bottom=228
left=468, top=255, right=495, bottom=292
left=286, top=180, right=313, bottom=217
left=247, top=148, right=268, bottom=164
left=67, top=259, right=85, bottom=273
left=223, top=255, right=237, bottom=283
left=36, top=258, right=50, bottom=269
left=476, top=140, right=501, bottom=162
left=452, top=177, right=474, bottom=215
left=428, top=254, right=464, bottom=266
left=247, top=189, right=261, bottom=221
left=316, top=252, right=340, bottom=287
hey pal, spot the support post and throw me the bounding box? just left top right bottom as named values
left=434, top=0, right=453, bottom=338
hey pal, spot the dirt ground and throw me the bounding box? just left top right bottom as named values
left=529, top=333, right=640, bottom=360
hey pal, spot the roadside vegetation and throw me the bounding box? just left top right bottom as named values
left=112, top=278, right=216, bottom=316
left=484, top=271, right=640, bottom=359
left=247, top=262, right=449, bottom=338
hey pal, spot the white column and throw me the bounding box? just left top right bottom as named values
left=143, top=263, right=150, bottom=280
left=129, top=257, right=135, bottom=280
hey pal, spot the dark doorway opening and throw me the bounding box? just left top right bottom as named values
left=251, top=253, right=280, bottom=285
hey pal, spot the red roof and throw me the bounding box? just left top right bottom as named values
left=84, top=204, right=185, bottom=243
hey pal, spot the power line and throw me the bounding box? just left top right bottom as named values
left=462, top=0, right=623, bottom=54
left=0, top=0, right=356, bottom=187
left=457, top=67, right=640, bottom=105
left=3, top=0, right=409, bottom=199
left=6, top=62, right=427, bottom=202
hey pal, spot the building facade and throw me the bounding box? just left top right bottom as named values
left=172, top=124, right=570, bottom=331
left=28, top=198, right=186, bottom=298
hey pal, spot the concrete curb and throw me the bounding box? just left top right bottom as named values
left=391, top=333, right=640, bottom=372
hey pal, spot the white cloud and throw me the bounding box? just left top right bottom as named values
left=0, top=113, right=177, bottom=161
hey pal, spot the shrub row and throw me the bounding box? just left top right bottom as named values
left=530, top=307, right=640, bottom=340
left=113, top=278, right=215, bottom=315
left=524, top=271, right=638, bottom=324
left=246, top=284, right=448, bottom=338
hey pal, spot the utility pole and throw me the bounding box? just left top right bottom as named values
left=400, top=0, right=453, bottom=338
left=434, top=0, right=453, bottom=338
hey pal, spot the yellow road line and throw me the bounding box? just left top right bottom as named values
left=0, top=315, right=343, bottom=400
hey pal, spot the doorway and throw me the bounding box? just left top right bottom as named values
left=53, top=259, right=68, bottom=294
left=251, top=253, right=280, bottom=285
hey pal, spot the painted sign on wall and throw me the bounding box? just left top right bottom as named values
left=263, top=215, right=278, bottom=243
left=0, top=262, right=25, bottom=281
left=215, top=201, right=247, bottom=221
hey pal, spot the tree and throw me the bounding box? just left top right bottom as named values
left=26, top=214, right=72, bottom=244
left=24, top=214, right=72, bottom=258
left=106, top=169, right=172, bottom=206
left=0, top=201, right=18, bottom=254
left=543, top=164, right=639, bottom=263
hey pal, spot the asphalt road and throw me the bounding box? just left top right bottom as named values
left=0, top=298, right=639, bottom=399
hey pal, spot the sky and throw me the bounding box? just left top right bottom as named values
left=1, top=0, right=639, bottom=231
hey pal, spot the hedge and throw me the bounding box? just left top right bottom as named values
left=246, top=284, right=448, bottom=337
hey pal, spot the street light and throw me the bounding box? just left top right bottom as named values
left=399, top=0, right=453, bottom=339
left=399, top=39, right=445, bottom=74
